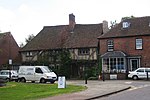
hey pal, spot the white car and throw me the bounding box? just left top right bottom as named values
left=128, top=68, right=150, bottom=80
left=0, top=70, right=18, bottom=82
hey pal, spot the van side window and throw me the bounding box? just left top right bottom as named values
left=35, top=68, right=43, bottom=73
left=136, top=69, right=144, bottom=72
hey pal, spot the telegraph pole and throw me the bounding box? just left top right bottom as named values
left=8, top=33, right=12, bottom=81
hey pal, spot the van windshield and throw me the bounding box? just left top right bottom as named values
left=42, top=66, right=52, bottom=73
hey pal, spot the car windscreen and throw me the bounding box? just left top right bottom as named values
left=42, top=66, right=52, bottom=73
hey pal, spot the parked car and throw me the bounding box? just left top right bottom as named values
left=128, top=68, right=150, bottom=80
left=0, top=70, right=18, bottom=82
left=18, top=66, right=57, bottom=83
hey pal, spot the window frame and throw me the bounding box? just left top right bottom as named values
left=102, top=57, right=125, bottom=73
left=136, top=69, right=144, bottom=73
left=122, top=22, right=130, bottom=28
left=78, top=48, right=90, bottom=55
left=107, top=40, right=114, bottom=51
left=26, top=52, right=33, bottom=57
left=136, top=38, right=143, bottom=50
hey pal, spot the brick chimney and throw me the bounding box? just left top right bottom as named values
left=69, top=13, right=76, bottom=32
left=102, top=20, right=109, bottom=34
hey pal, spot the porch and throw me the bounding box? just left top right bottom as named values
left=101, top=51, right=141, bottom=79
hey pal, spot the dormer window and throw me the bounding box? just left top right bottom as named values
left=122, top=22, right=130, bottom=28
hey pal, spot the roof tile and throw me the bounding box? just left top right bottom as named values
left=21, top=24, right=103, bottom=51
left=98, top=16, right=150, bottom=39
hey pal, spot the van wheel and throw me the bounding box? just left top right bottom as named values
left=132, top=75, right=138, bottom=80
left=15, top=79, right=18, bottom=82
left=40, top=78, right=46, bottom=83
left=50, top=80, right=55, bottom=84
left=6, top=78, right=10, bottom=82
left=20, top=78, right=26, bottom=83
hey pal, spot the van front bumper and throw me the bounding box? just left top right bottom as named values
left=45, top=77, right=57, bottom=82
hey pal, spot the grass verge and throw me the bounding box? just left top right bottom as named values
left=0, top=82, right=87, bottom=100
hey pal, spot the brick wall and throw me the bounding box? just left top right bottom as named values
left=0, top=33, right=19, bottom=67
left=99, top=35, right=150, bottom=67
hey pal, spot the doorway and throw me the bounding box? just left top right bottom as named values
left=130, top=59, right=139, bottom=71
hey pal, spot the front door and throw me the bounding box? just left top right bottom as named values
left=130, top=59, right=139, bottom=71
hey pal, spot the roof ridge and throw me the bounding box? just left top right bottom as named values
left=121, top=16, right=150, bottom=22
left=43, top=23, right=102, bottom=28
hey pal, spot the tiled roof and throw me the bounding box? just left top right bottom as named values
left=64, top=24, right=103, bottom=48
left=98, top=16, right=150, bottom=39
left=21, top=24, right=103, bottom=51
left=101, top=51, right=126, bottom=58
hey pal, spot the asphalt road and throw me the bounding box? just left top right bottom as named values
left=96, top=80, right=150, bottom=100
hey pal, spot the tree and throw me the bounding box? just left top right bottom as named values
left=110, top=20, right=117, bottom=29
left=58, top=49, right=72, bottom=79
left=19, top=42, right=24, bottom=48
left=19, top=34, right=35, bottom=48
left=25, top=34, right=35, bottom=44
left=121, top=15, right=135, bottom=21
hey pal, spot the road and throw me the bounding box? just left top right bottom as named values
left=95, top=80, right=150, bottom=100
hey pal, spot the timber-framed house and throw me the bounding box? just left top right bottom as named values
left=20, top=14, right=109, bottom=78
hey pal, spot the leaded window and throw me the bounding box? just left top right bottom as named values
left=102, top=57, right=125, bottom=73
left=78, top=48, right=90, bottom=55
left=136, top=39, right=142, bottom=50
left=26, top=52, right=33, bottom=57
left=107, top=40, right=114, bottom=51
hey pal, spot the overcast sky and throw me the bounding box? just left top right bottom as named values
left=0, top=0, right=150, bottom=45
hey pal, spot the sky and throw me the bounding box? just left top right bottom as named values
left=0, top=0, right=150, bottom=46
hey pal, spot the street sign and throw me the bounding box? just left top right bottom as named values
left=58, top=76, right=66, bottom=88
left=110, top=74, right=117, bottom=79
left=9, top=59, right=12, bottom=65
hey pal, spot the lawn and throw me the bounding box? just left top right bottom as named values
left=0, top=82, right=87, bottom=100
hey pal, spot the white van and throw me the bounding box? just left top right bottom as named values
left=18, top=66, right=57, bottom=83
left=128, top=68, right=150, bottom=80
